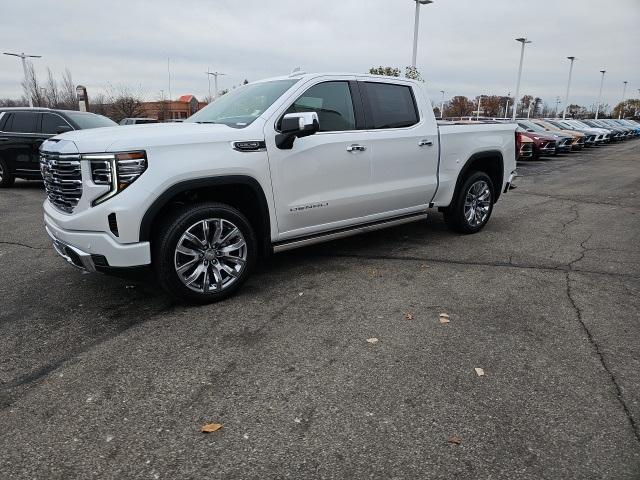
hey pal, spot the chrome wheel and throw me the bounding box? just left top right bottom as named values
left=174, top=218, right=248, bottom=293
left=463, top=180, right=491, bottom=227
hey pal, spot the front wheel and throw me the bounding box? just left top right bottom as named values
left=0, top=158, right=15, bottom=188
left=443, top=171, right=494, bottom=234
left=153, top=202, right=257, bottom=304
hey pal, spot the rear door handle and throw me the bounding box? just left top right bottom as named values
left=346, top=144, right=366, bottom=152
left=418, top=139, right=433, bottom=147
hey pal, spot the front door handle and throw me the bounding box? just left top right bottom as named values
left=418, top=139, right=433, bottom=147
left=346, top=144, right=366, bottom=152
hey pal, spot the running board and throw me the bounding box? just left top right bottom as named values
left=273, top=212, right=429, bottom=253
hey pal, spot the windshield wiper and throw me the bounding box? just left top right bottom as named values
left=195, top=121, right=218, bottom=124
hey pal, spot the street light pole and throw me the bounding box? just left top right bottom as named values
left=595, top=69, right=606, bottom=119
left=555, top=96, right=561, bottom=118
left=3, top=52, right=42, bottom=107
left=476, top=95, right=483, bottom=120
left=504, top=92, right=511, bottom=119
left=411, top=0, right=434, bottom=69
left=206, top=71, right=226, bottom=100
left=619, top=81, right=628, bottom=119
left=562, top=56, right=576, bottom=120
left=512, top=37, right=532, bottom=121
left=440, top=90, right=445, bottom=118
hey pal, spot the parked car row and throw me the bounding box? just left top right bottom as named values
left=515, top=118, right=639, bottom=161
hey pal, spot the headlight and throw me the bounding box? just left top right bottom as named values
left=83, top=151, right=147, bottom=206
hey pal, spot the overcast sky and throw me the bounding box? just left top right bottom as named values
left=1, top=0, right=638, bottom=109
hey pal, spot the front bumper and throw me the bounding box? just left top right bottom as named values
left=45, top=212, right=151, bottom=270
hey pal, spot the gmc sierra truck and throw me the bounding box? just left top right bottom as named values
left=40, top=72, right=517, bottom=303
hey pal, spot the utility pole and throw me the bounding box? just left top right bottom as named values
left=555, top=97, right=561, bottom=118
left=167, top=58, right=172, bottom=119
left=476, top=95, right=483, bottom=120
left=3, top=52, right=42, bottom=107
left=562, top=56, right=576, bottom=120
left=504, top=92, right=511, bottom=119
left=595, top=70, right=606, bottom=119
left=439, top=90, right=445, bottom=118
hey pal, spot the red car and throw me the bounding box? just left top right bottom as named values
left=517, top=127, right=557, bottom=158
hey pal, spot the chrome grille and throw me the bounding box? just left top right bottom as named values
left=40, top=152, right=82, bottom=213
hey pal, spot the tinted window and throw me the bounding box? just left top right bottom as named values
left=363, top=82, right=418, bottom=129
left=42, top=113, right=70, bottom=134
left=65, top=112, right=117, bottom=129
left=284, top=81, right=356, bottom=132
left=5, top=112, right=38, bottom=133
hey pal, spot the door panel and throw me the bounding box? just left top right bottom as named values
left=265, top=77, right=377, bottom=238
left=359, top=81, right=439, bottom=213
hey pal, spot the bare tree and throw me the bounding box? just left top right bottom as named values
left=88, top=93, right=110, bottom=117
left=60, top=68, right=77, bottom=110
left=106, top=84, right=145, bottom=123
left=0, top=98, right=27, bottom=107
left=44, top=68, right=60, bottom=108
left=21, top=61, right=46, bottom=107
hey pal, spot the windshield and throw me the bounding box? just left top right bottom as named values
left=519, top=120, right=545, bottom=132
left=66, top=112, right=117, bottom=129
left=187, top=79, right=299, bottom=128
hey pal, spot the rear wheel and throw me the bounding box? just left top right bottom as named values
left=443, top=171, right=494, bottom=234
left=0, top=158, right=15, bottom=188
left=153, top=202, right=256, bottom=304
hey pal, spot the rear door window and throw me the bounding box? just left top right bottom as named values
left=362, top=82, right=419, bottom=129
left=4, top=112, right=38, bottom=133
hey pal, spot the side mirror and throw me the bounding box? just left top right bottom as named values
left=56, top=125, right=72, bottom=134
left=276, top=112, right=319, bottom=149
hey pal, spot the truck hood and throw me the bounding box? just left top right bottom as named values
left=51, top=122, right=261, bottom=153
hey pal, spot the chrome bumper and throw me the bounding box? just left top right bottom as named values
left=46, top=225, right=96, bottom=272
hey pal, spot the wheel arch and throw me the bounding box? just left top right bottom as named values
left=455, top=150, right=504, bottom=203
left=139, top=175, right=272, bottom=254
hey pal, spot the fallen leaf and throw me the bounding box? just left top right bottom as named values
left=404, top=312, right=414, bottom=320
left=474, top=368, right=485, bottom=377
left=366, top=337, right=379, bottom=344
left=439, top=312, right=450, bottom=324
left=439, top=312, right=450, bottom=319
left=448, top=435, right=462, bottom=445
left=420, top=264, right=428, bottom=270
left=201, top=423, right=223, bottom=433
left=298, top=292, right=304, bottom=296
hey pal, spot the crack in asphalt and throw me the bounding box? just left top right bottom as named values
left=512, top=190, right=638, bottom=208
left=0, top=240, right=47, bottom=250
left=565, top=270, right=640, bottom=444
left=314, top=252, right=640, bottom=280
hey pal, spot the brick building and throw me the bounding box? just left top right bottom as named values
left=141, top=95, right=208, bottom=121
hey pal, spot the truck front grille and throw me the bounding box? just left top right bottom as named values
left=40, top=152, right=82, bottom=213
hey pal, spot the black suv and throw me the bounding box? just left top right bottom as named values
left=0, top=108, right=116, bottom=187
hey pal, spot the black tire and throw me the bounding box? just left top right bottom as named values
left=0, top=158, right=15, bottom=188
left=443, top=171, right=494, bottom=234
left=153, top=202, right=257, bottom=304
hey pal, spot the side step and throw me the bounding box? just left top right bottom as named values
left=273, top=211, right=429, bottom=253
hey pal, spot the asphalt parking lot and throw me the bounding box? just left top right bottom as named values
left=1, top=140, right=639, bottom=479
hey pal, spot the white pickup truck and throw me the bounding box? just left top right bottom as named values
left=41, top=72, right=517, bottom=303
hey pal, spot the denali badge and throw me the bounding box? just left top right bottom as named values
left=290, top=202, right=328, bottom=212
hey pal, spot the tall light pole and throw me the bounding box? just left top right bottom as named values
left=619, top=81, right=628, bottom=119
left=206, top=71, right=226, bottom=100
left=439, top=90, right=445, bottom=118
left=476, top=95, right=484, bottom=120
left=562, top=56, right=576, bottom=119
left=411, top=0, right=434, bottom=69
left=3, top=52, right=42, bottom=107
left=504, top=92, right=511, bottom=119
left=555, top=96, right=561, bottom=118
left=512, top=37, right=532, bottom=121
left=595, top=69, right=606, bottom=119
